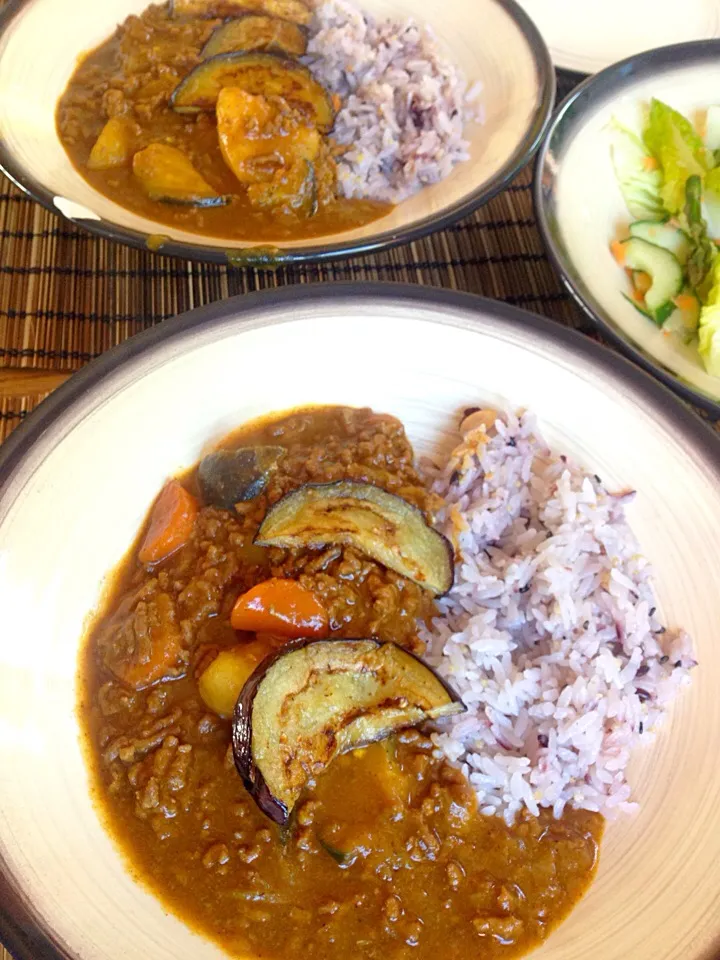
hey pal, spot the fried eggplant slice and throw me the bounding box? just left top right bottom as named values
left=232, top=639, right=464, bottom=823
left=171, top=52, right=335, bottom=131
left=247, top=159, right=318, bottom=216
left=255, top=480, right=454, bottom=596
left=198, top=445, right=285, bottom=508
left=172, top=0, right=312, bottom=25
left=132, top=143, right=228, bottom=205
left=88, top=116, right=139, bottom=171
left=202, top=15, right=308, bottom=58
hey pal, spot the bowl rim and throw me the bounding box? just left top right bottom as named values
left=0, top=0, right=555, bottom=266
left=533, top=37, right=720, bottom=417
left=2, top=282, right=720, bottom=960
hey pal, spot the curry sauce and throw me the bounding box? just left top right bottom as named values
left=79, top=406, right=603, bottom=960
left=56, top=4, right=390, bottom=242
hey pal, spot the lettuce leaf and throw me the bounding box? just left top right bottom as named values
left=698, top=258, right=720, bottom=375
left=643, top=98, right=709, bottom=213
left=609, top=118, right=665, bottom=221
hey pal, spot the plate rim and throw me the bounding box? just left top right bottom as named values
left=516, top=0, right=720, bottom=74
left=0, top=0, right=555, bottom=266
left=533, top=38, right=720, bottom=417
left=1, top=282, right=720, bottom=960
left=3, top=283, right=720, bottom=491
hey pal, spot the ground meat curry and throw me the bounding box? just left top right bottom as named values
left=80, top=406, right=603, bottom=960
left=56, top=2, right=390, bottom=242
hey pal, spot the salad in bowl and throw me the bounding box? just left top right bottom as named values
left=610, top=98, right=720, bottom=376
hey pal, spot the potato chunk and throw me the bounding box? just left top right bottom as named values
left=88, top=116, right=138, bottom=171
left=132, top=143, right=227, bottom=205
left=217, top=87, right=320, bottom=185
left=198, top=638, right=283, bottom=718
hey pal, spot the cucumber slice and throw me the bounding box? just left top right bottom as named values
left=629, top=220, right=691, bottom=265
left=655, top=288, right=700, bottom=343
left=621, top=237, right=684, bottom=315
left=622, top=293, right=675, bottom=327
left=671, top=289, right=700, bottom=336
left=706, top=105, right=720, bottom=152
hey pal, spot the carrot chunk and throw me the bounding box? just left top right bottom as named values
left=230, top=578, right=329, bottom=638
left=673, top=293, right=698, bottom=312
left=138, top=479, right=198, bottom=565
left=633, top=271, right=652, bottom=295
left=111, top=593, right=187, bottom=690
left=610, top=239, right=626, bottom=266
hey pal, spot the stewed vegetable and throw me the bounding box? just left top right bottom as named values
left=230, top=578, right=329, bottom=637
left=138, top=479, right=198, bottom=565
left=232, top=638, right=465, bottom=823
left=197, top=445, right=285, bottom=507
left=201, top=16, right=308, bottom=58
left=88, top=116, right=139, bottom=170
left=171, top=0, right=312, bottom=26
left=132, top=144, right=228, bottom=206
left=256, top=480, right=454, bottom=595
left=216, top=86, right=321, bottom=183
left=171, top=52, right=335, bottom=132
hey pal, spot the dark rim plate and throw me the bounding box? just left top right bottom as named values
left=0, top=0, right=554, bottom=266
left=2, top=283, right=720, bottom=960
left=533, top=38, right=720, bottom=417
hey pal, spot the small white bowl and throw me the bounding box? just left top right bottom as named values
left=534, top=39, right=720, bottom=415
left=0, top=0, right=553, bottom=264
left=0, top=285, right=719, bottom=960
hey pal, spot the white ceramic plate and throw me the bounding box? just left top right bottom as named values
left=0, top=0, right=553, bottom=264
left=517, top=0, right=720, bottom=74
left=0, top=286, right=719, bottom=960
left=535, top=40, right=720, bottom=415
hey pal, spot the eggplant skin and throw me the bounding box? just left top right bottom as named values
left=232, top=638, right=465, bottom=825
left=197, top=446, right=284, bottom=508
left=255, top=480, right=455, bottom=596
left=201, top=16, right=308, bottom=59
left=247, top=158, right=318, bottom=217
left=170, top=52, right=335, bottom=132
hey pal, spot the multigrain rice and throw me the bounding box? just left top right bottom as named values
left=306, top=0, right=481, bottom=202
left=420, top=410, right=696, bottom=825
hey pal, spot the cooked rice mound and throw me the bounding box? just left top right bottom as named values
left=420, top=410, right=696, bottom=825
left=307, top=0, right=481, bottom=203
